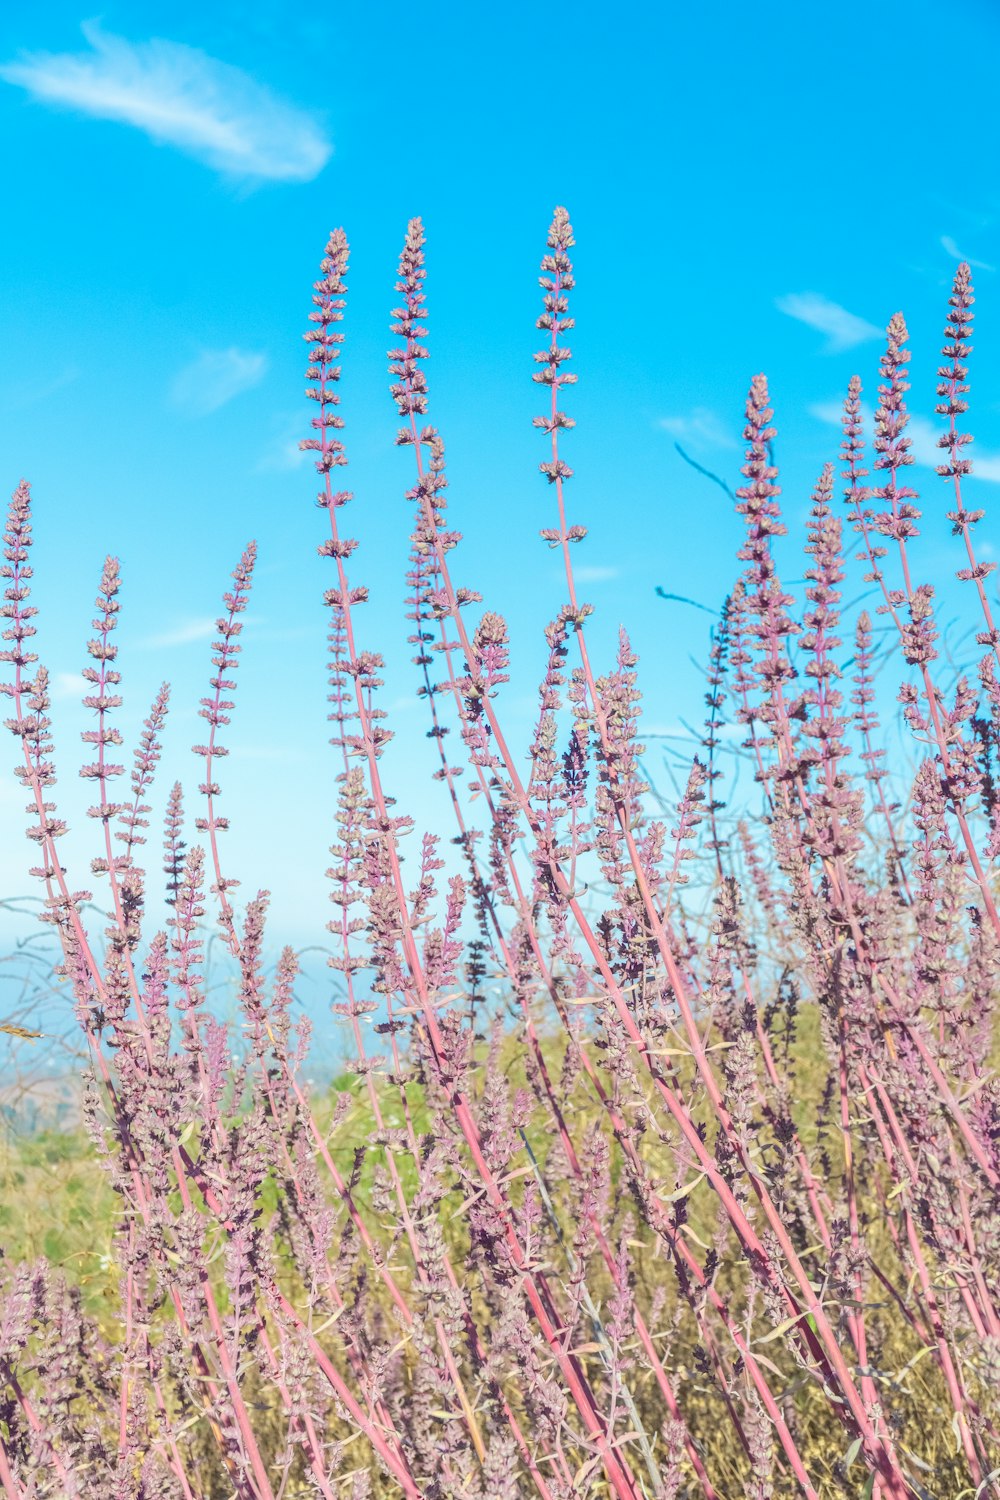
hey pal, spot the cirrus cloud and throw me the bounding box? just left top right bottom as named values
left=255, top=413, right=311, bottom=472
left=776, top=292, right=883, bottom=354
left=138, top=616, right=217, bottom=650
left=657, top=407, right=736, bottom=451
left=0, top=22, right=331, bottom=182
left=940, top=235, right=995, bottom=273
left=169, top=347, right=268, bottom=416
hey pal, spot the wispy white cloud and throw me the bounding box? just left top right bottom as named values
left=170, top=347, right=267, bottom=416
left=139, top=616, right=217, bottom=649
left=657, top=407, right=736, bottom=450
left=941, top=235, right=995, bottom=273
left=0, top=22, right=331, bottom=182
left=51, top=671, right=90, bottom=701
left=574, top=564, right=620, bottom=584
left=807, top=397, right=871, bottom=429
left=776, top=292, right=883, bottom=354
left=256, top=414, right=310, bottom=472
left=3, top=366, right=79, bottom=411
left=809, top=399, right=1000, bottom=483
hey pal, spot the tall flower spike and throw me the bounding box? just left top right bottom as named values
left=935, top=262, right=999, bottom=650
left=1, top=484, right=70, bottom=880
left=117, top=681, right=170, bottom=872
left=81, top=557, right=127, bottom=876
left=0, top=481, right=38, bottom=689
left=801, top=464, right=844, bottom=695
left=936, top=261, right=974, bottom=484
left=871, top=313, right=920, bottom=542
left=799, top=467, right=864, bottom=860
left=302, top=229, right=351, bottom=506
left=534, top=207, right=577, bottom=488
left=701, top=596, right=733, bottom=869
left=13, top=665, right=70, bottom=873
left=389, top=218, right=429, bottom=431
left=192, top=542, right=257, bottom=921
left=840, top=375, right=869, bottom=515
left=736, top=376, right=783, bottom=547
left=163, top=779, right=186, bottom=908
left=734, top=376, right=797, bottom=702
left=870, top=314, right=940, bottom=668
left=390, top=222, right=457, bottom=549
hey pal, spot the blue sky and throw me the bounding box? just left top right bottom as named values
left=2, top=0, right=1000, bottom=1058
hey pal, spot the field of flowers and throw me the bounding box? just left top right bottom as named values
left=1, top=208, right=999, bottom=1499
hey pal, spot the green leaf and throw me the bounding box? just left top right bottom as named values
left=661, top=1172, right=706, bottom=1203
left=842, top=1436, right=863, bottom=1470
left=755, top=1311, right=807, bottom=1345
